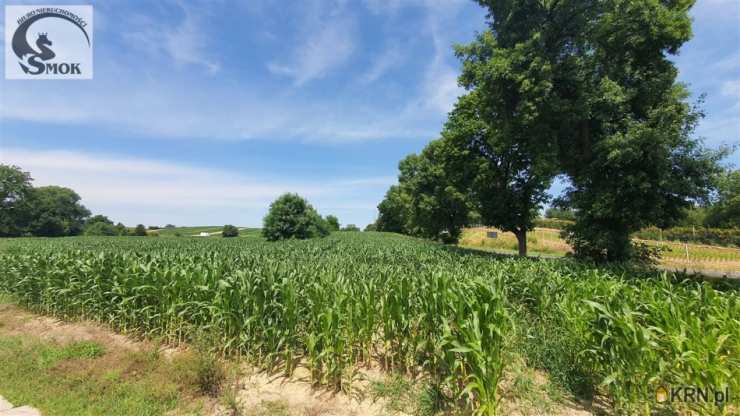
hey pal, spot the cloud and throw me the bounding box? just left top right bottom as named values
left=721, top=80, right=740, bottom=98
left=121, top=2, right=220, bottom=74
left=360, top=45, right=403, bottom=83
left=402, top=1, right=465, bottom=117
left=0, top=0, right=480, bottom=144
left=267, top=3, right=355, bottom=86
left=0, top=147, right=394, bottom=226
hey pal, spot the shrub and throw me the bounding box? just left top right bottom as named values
left=222, top=224, right=239, bottom=238
left=534, top=218, right=574, bottom=230
left=341, top=224, right=360, bottom=232
left=262, top=193, right=329, bottom=241
left=133, top=224, right=147, bottom=236
left=325, top=215, right=340, bottom=231
left=114, top=222, right=128, bottom=236
left=544, top=207, right=575, bottom=221
left=84, top=221, right=117, bottom=236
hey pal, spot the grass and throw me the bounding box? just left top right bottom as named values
left=460, top=227, right=740, bottom=273
left=0, top=232, right=738, bottom=415
left=0, top=335, right=207, bottom=415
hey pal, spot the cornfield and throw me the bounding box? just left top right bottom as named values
left=0, top=233, right=737, bottom=415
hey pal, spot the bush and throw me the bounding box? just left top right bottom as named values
left=133, top=224, right=147, bottom=236
left=341, top=224, right=360, bottom=232
left=544, top=207, right=575, bottom=221
left=262, top=193, right=329, bottom=241
left=114, top=222, right=128, bottom=236
left=84, top=221, right=117, bottom=236
left=222, top=224, right=239, bottom=238
left=325, top=215, right=340, bottom=231
left=534, top=218, right=574, bottom=230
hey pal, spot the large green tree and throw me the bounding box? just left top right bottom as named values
left=398, top=140, right=472, bottom=244
left=0, top=164, right=34, bottom=237
left=325, top=215, right=340, bottom=232
left=442, top=81, right=556, bottom=255
left=262, top=193, right=329, bottom=241
left=375, top=185, right=411, bottom=234
left=470, top=0, right=723, bottom=261
left=27, top=186, right=91, bottom=237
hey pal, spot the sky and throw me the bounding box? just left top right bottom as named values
left=1, top=0, right=738, bottom=228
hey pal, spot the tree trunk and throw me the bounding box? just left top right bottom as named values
left=514, top=229, right=527, bottom=257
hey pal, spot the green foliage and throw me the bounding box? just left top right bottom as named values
left=447, top=33, right=558, bottom=255
left=364, top=223, right=377, bottom=232
left=262, top=193, right=329, bottom=241
left=86, top=215, right=113, bottom=226
left=222, top=224, right=239, bottom=238
left=704, top=169, right=739, bottom=228
left=340, top=224, right=359, bottom=232
left=533, top=218, right=573, bottom=230
left=453, top=0, right=725, bottom=262
left=0, top=233, right=736, bottom=415
left=84, top=222, right=118, bottom=236
left=84, top=215, right=117, bottom=236
left=376, top=185, right=410, bottom=234
left=0, top=165, right=34, bottom=237
left=134, top=224, right=147, bottom=236
left=114, top=222, right=128, bottom=236
left=193, top=349, right=225, bottom=397
left=377, top=141, right=472, bottom=244
left=544, top=208, right=575, bottom=221
left=27, top=186, right=91, bottom=237
left=325, top=215, right=340, bottom=231
left=399, top=141, right=472, bottom=244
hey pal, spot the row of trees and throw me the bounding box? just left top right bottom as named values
left=2, top=164, right=91, bottom=237
left=376, top=0, right=733, bottom=261
left=1, top=164, right=154, bottom=237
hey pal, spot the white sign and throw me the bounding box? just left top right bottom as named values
left=5, top=5, right=93, bottom=79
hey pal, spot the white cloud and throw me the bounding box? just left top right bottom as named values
left=0, top=147, right=394, bottom=226
left=0, top=0, right=479, bottom=143
left=721, top=80, right=740, bottom=98
left=121, top=3, right=220, bottom=74
left=402, top=2, right=465, bottom=117
left=267, top=3, right=355, bottom=86
left=361, top=45, right=403, bottom=83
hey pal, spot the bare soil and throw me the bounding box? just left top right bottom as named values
left=0, top=302, right=595, bottom=416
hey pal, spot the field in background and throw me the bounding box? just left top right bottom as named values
left=460, top=227, right=740, bottom=275
left=155, top=226, right=261, bottom=238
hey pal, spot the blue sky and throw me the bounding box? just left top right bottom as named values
left=1, top=0, right=738, bottom=228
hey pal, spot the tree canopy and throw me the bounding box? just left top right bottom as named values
left=378, top=0, right=728, bottom=261
left=27, top=186, right=91, bottom=237
left=262, top=193, right=329, bottom=241
left=0, top=165, right=34, bottom=237
left=325, top=215, right=340, bottom=232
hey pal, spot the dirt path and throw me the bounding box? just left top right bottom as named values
left=0, top=301, right=594, bottom=416
left=0, top=395, right=41, bottom=416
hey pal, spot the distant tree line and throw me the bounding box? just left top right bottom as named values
left=374, top=0, right=735, bottom=262
left=0, top=164, right=153, bottom=237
